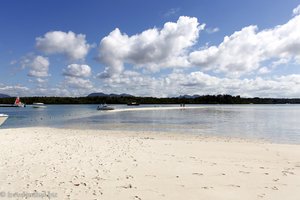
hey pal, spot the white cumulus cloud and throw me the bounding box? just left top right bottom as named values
left=63, top=64, right=91, bottom=78
left=21, top=55, right=50, bottom=78
left=12, top=5, right=300, bottom=98
left=189, top=14, right=300, bottom=77
left=0, top=84, right=30, bottom=97
left=64, top=76, right=93, bottom=90
left=97, top=16, right=205, bottom=78
left=62, top=64, right=93, bottom=91
left=36, top=31, right=91, bottom=61
left=206, top=27, right=220, bottom=34
left=293, top=4, right=300, bottom=16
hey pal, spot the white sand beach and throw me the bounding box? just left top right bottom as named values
left=110, top=106, right=201, bottom=113
left=0, top=127, right=299, bottom=200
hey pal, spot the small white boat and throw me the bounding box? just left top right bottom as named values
left=0, top=114, right=8, bottom=126
left=32, top=103, right=47, bottom=108
left=97, top=104, right=115, bottom=111
left=127, top=102, right=140, bottom=106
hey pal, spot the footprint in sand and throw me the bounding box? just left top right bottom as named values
left=228, top=184, right=241, bottom=188
left=126, top=175, right=134, bottom=179
left=145, top=175, right=156, bottom=178
left=202, top=186, right=213, bottom=189
left=257, top=193, right=266, bottom=198
left=282, top=170, right=294, bottom=176
left=239, top=171, right=250, bottom=174
left=192, top=172, right=203, bottom=176
left=120, top=184, right=133, bottom=189
left=271, top=186, right=279, bottom=190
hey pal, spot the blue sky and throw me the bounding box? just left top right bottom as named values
left=1, top=0, right=300, bottom=97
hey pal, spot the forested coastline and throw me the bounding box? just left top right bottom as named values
left=1, top=94, right=300, bottom=104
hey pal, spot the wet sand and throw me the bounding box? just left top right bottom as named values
left=0, top=127, right=299, bottom=200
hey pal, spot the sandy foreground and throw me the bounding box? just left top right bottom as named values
left=0, top=128, right=299, bottom=200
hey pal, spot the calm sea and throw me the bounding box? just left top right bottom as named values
left=1, top=104, right=300, bottom=144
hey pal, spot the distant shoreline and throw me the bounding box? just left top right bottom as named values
left=1, top=94, right=300, bottom=104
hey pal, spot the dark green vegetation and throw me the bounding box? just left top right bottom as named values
left=0, top=94, right=300, bottom=104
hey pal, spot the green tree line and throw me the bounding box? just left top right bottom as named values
left=1, top=95, right=300, bottom=104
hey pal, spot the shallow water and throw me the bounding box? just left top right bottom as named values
left=1, top=104, right=300, bottom=144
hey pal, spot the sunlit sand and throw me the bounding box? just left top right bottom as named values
left=0, top=127, right=299, bottom=200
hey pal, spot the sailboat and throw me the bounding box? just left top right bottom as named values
left=0, top=114, right=8, bottom=126
left=14, top=97, right=26, bottom=107
left=0, top=97, right=26, bottom=107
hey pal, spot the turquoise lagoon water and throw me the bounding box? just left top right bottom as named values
left=1, top=104, right=300, bottom=144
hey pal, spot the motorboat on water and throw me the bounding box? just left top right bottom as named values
left=97, top=104, right=115, bottom=111
left=0, top=114, right=8, bottom=126
left=127, top=102, right=140, bottom=106
left=32, top=103, right=47, bottom=108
